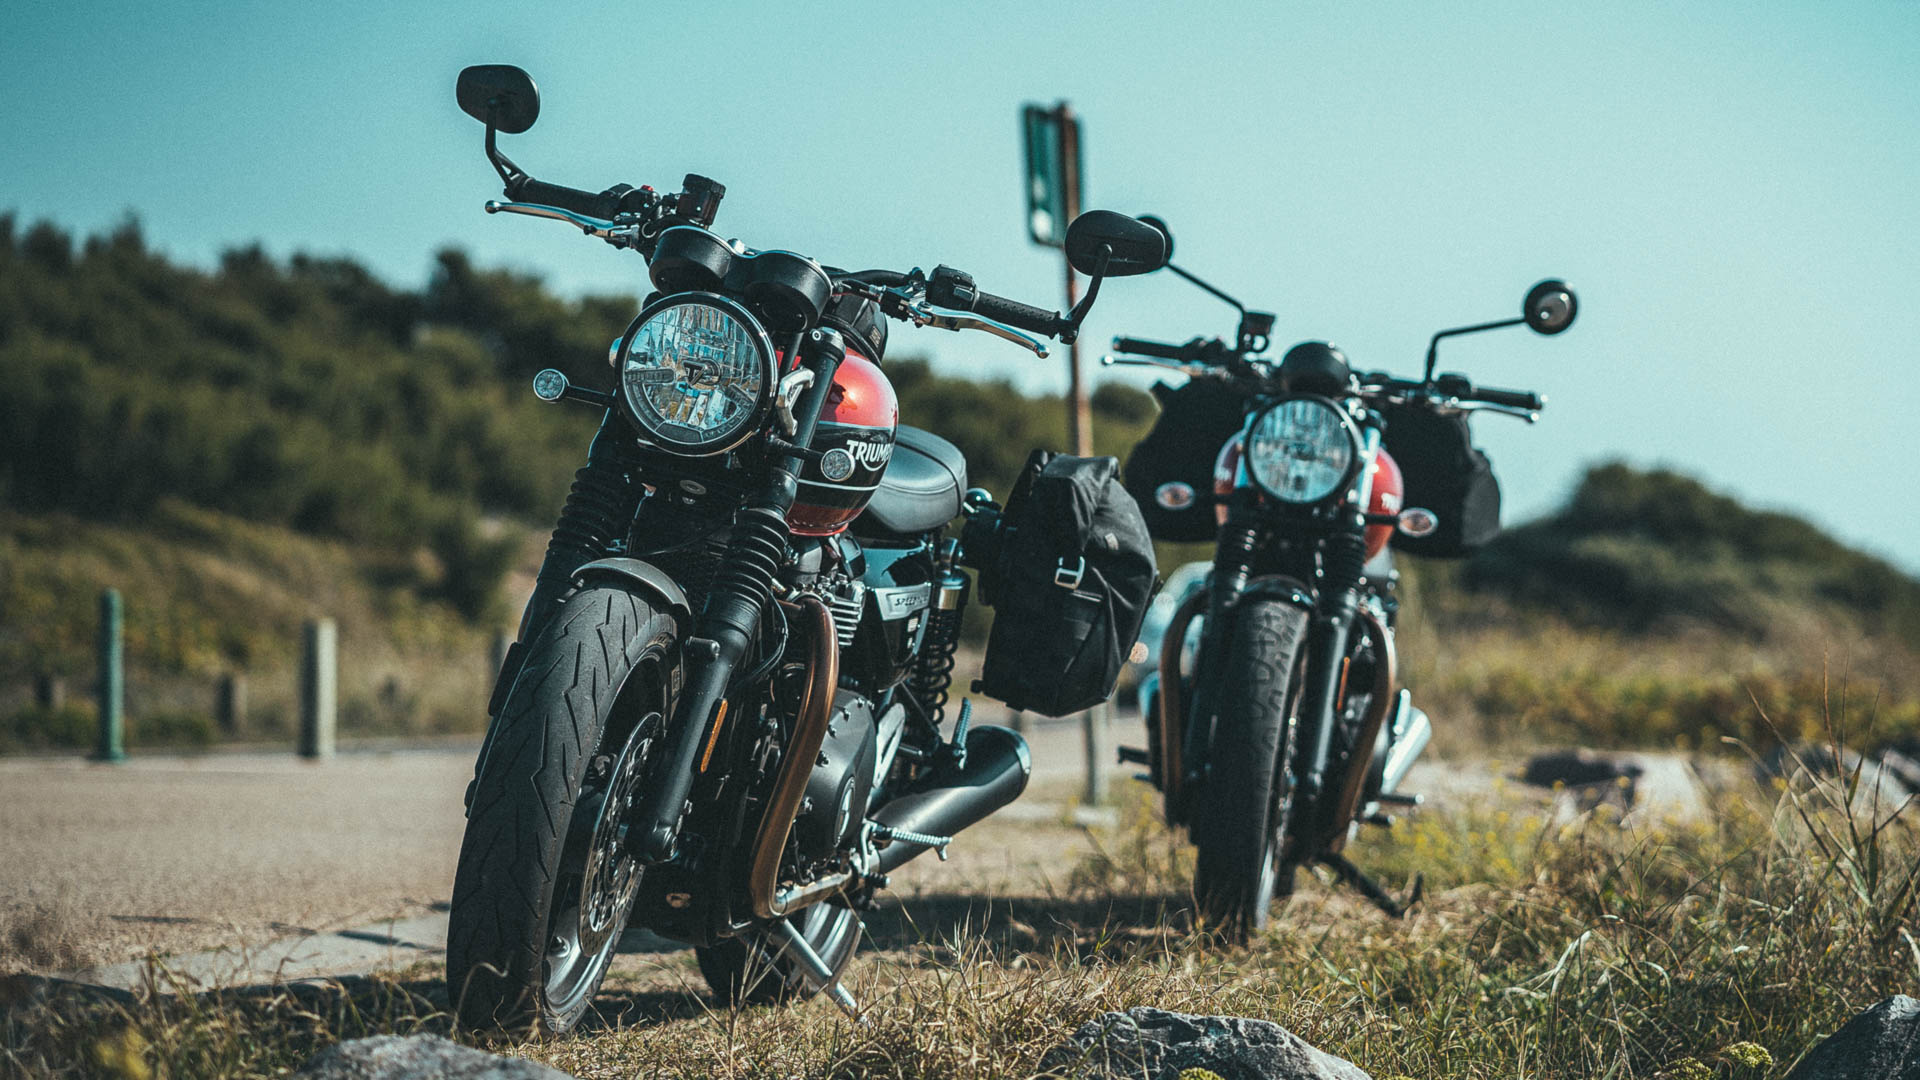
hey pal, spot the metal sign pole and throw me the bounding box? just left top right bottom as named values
left=1057, top=103, right=1091, bottom=458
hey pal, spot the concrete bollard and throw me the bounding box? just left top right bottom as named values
left=216, top=672, right=247, bottom=735
left=35, top=673, right=66, bottom=711
left=1082, top=703, right=1109, bottom=805
left=93, top=589, right=125, bottom=762
left=299, top=619, right=337, bottom=760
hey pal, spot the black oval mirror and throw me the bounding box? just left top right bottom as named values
left=457, top=64, right=540, bottom=134
left=1523, top=278, right=1577, bottom=335
left=1136, top=215, right=1174, bottom=263
left=1065, top=211, right=1169, bottom=277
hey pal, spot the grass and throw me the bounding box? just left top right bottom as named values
left=7, top=725, right=1917, bottom=1079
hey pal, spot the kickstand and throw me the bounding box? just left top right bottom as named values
left=1317, top=852, right=1425, bottom=919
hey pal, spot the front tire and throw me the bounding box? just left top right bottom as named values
left=1189, top=598, right=1308, bottom=942
left=447, top=584, right=677, bottom=1034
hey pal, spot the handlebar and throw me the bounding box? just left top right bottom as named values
left=1112, top=336, right=1197, bottom=362
left=505, top=175, right=630, bottom=222
left=925, top=265, right=1069, bottom=338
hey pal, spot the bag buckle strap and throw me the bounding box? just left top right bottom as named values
left=1054, top=557, right=1086, bottom=589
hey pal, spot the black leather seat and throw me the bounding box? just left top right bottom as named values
left=858, top=425, right=967, bottom=536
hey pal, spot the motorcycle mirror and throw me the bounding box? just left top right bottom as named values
left=1065, top=211, right=1169, bottom=278
left=1523, top=279, right=1577, bottom=335
left=457, top=64, right=540, bottom=134
left=1136, top=215, right=1174, bottom=263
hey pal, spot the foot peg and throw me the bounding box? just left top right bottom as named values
left=767, top=917, right=862, bottom=1019
left=873, top=824, right=954, bottom=861
left=1116, top=744, right=1151, bottom=765
left=1317, top=851, right=1425, bottom=919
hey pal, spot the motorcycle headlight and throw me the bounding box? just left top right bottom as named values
left=1245, top=397, right=1359, bottom=504
left=616, top=294, right=775, bottom=455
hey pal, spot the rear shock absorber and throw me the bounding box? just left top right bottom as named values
left=913, top=539, right=968, bottom=730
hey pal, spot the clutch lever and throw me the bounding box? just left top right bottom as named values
left=1451, top=400, right=1540, bottom=424
left=1101, top=354, right=1212, bottom=379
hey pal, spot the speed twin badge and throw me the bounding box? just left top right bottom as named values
left=820, top=448, right=856, bottom=482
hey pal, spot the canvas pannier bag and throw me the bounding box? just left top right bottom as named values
left=969, top=451, right=1159, bottom=717
left=1121, top=378, right=1251, bottom=542
left=1380, top=403, right=1502, bottom=557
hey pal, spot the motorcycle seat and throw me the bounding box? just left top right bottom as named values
left=859, top=425, right=967, bottom=536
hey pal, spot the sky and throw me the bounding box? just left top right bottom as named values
left=5, top=1, right=1918, bottom=570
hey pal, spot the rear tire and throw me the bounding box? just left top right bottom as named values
left=1189, top=598, right=1308, bottom=942
left=446, top=584, right=676, bottom=1034
left=695, top=903, right=862, bottom=1006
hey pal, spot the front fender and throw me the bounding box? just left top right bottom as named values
left=572, top=557, right=694, bottom=631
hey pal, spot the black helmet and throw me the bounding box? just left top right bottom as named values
left=1277, top=341, right=1353, bottom=395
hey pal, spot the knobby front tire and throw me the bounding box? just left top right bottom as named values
left=1189, top=597, right=1308, bottom=942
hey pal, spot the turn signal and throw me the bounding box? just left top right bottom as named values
left=1397, top=507, right=1440, bottom=538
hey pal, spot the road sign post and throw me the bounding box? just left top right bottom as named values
left=93, top=588, right=124, bottom=762
left=1023, top=102, right=1092, bottom=457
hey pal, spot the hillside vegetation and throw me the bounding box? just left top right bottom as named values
left=3, top=215, right=1915, bottom=753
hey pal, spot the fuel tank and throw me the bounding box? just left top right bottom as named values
left=787, top=347, right=899, bottom=537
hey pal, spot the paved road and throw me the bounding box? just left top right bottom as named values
left=0, top=708, right=1118, bottom=983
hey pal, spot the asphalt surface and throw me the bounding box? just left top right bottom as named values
left=0, top=708, right=1114, bottom=983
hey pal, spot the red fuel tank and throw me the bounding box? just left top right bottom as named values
left=786, top=347, right=900, bottom=537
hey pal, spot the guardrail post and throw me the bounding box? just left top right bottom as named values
left=1082, top=703, right=1108, bottom=805
left=217, top=672, right=247, bottom=735
left=299, top=618, right=337, bottom=760
left=93, top=589, right=124, bottom=762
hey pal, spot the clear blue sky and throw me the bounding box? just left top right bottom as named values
left=6, top=1, right=1917, bottom=569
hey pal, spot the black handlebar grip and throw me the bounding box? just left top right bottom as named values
left=969, top=291, right=1067, bottom=337
left=508, top=176, right=625, bottom=221
left=1112, top=337, right=1189, bottom=361
left=1473, top=385, right=1544, bottom=410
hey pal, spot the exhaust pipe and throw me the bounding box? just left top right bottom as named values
left=1379, top=700, right=1432, bottom=799
left=870, top=725, right=1030, bottom=874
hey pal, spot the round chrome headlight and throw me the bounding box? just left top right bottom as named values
left=1245, top=397, right=1359, bottom=504
left=616, top=294, right=775, bottom=455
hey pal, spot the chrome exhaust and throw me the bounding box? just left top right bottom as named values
left=870, top=725, right=1030, bottom=874
left=1380, top=697, right=1432, bottom=799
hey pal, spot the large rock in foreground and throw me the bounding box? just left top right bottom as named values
left=295, top=1035, right=574, bottom=1079
left=1786, top=995, right=1920, bottom=1079
left=1040, top=1007, right=1370, bottom=1080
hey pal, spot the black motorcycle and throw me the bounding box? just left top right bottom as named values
left=1104, top=221, right=1576, bottom=938
left=445, top=65, right=1167, bottom=1032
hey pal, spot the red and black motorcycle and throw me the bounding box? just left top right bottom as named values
left=1106, top=221, right=1576, bottom=938
left=445, top=65, right=1167, bottom=1032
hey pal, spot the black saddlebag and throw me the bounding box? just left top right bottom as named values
left=1121, top=378, right=1251, bottom=542
left=968, top=451, right=1159, bottom=717
left=1380, top=403, right=1502, bottom=558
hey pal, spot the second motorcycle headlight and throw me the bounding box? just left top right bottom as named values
left=1245, top=397, right=1359, bottom=504
left=617, top=294, right=775, bottom=456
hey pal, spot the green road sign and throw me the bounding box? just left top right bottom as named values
left=1022, top=104, right=1082, bottom=248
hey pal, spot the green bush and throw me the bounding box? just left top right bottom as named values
left=0, top=704, right=93, bottom=754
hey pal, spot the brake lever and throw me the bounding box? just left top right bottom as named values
left=1454, top=401, right=1540, bottom=423
left=484, top=201, right=644, bottom=249
left=913, top=305, right=1050, bottom=358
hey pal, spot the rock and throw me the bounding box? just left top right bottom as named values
left=1521, top=749, right=1645, bottom=790
left=1040, top=1007, right=1370, bottom=1080
left=1620, top=757, right=1710, bottom=828
left=1785, top=995, right=1920, bottom=1079
left=294, top=1035, right=575, bottom=1079
left=1757, top=744, right=1914, bottom=816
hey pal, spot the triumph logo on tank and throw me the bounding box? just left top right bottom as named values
left=844, top=437, right=893, bottom=471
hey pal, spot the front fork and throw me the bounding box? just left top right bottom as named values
left=627, top=329, right=847, bottom=864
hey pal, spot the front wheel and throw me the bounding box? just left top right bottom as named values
left=1189, top=597, right=1308, bottom=942
left=446, top=584, right=677, bottom=1034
